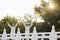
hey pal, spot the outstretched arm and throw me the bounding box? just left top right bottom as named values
left=7, top=22, right=12, bottom=28
left=15, top=23, right=18, bottom=28
left=22, top=20, right=26, bottom=27
left=20, top=19, right=26, bottom=27
left=19, top=17, right=26, bottom=27
left=29, top=22, right=33, bottom=27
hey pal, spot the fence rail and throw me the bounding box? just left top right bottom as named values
left=0, top=25, right=60, bottom=40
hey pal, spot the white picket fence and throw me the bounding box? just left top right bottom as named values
left=0, top=25, right=60, bottom=40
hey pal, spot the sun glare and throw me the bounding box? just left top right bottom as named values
left=44, top=0, right=49, bottom=2
left=49, top=3, right=54, bottom=9
left=37, top=17, right=44, bottom=23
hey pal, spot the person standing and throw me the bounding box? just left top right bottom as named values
left=7, top=22, right=18, bottom=34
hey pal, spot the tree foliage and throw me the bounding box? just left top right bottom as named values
left=34, top=0, right=60, bottom=31
left=0, top=15, right=35, bottom=33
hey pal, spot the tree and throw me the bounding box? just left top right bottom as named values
left=0, top=15, right=34, bottom=33
left=34, top=0, right=60, bottom=31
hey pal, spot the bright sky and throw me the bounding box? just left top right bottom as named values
left=0, top=0, right=44, bottom=22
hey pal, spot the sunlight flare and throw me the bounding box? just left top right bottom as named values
left=44, top=0, right=49, bottom=2
left=49, top=3, right=54, bottom=9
